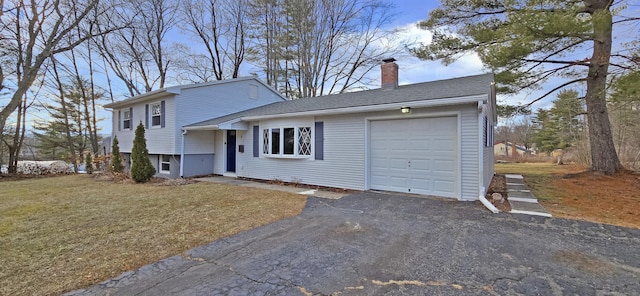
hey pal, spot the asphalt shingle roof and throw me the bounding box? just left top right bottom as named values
left=185, top=73, right=494, bottom=128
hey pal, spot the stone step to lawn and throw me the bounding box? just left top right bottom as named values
left=505, top=174, right=552, bottom=218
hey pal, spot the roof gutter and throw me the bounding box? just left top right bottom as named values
left=183, top=125, right=220, bottom=131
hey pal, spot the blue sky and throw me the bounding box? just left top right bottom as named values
left=95, top=1, right=482, bottom=134
left=18, top=1, right=640, bottom=134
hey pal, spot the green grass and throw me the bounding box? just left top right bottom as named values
left=0, top=175, right=306, bottom=296
left=495, top=162, right=585, bottom=201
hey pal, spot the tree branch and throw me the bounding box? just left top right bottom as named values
left=521, top=58, right=589, bottom=66
left=522, top=78, right=587, bottom=109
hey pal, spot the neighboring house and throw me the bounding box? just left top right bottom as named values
left=494, top=142, right=535, bottom=157
left=99, top=136, right=111, bottom=156
left=104, top=77, right=287, bottom=178
left=106, top=59, right=496, bottom=201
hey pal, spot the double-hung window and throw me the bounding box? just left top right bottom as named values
left=262, top=126, right=312, bottom=157
left=123, top=110, right=131, bottom=129
left=151, top=102, right=162, bottom=127
left=160, top=155, right=170, bottom=173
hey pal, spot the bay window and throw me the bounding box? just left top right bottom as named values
left=263, top=126, right=312, bottom=157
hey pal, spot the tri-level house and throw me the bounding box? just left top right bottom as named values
left=106, top=59, right=497, bottom=201
left=104, top=78, right=287, bottom=178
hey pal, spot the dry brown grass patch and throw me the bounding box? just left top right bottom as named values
left=0, top=175, right=306, bottom=295
left=496, top=162, right=640, bottom=229
left=547, top=170, right=640, bottom=228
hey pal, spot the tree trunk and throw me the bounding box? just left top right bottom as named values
left=584, top=0, right=622, bottom=175
left=52, top=59, right=79, bottom=173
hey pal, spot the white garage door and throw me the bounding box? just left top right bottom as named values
left=369, top=116, right=458, bottom=197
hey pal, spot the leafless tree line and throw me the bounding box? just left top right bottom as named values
left=0, top=0, right=401, bottom=172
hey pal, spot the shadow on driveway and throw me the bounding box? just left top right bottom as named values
left=67, top=192, right=640, bottom=295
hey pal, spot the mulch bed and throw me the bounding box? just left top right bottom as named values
left=486, top=174, right=511, bottom=212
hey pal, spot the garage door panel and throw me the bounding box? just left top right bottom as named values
left=434, top=180, right=455, bottom=193
left=370, top=117, right=458, bottom=197
left=410, top=159, right=431, bottom=170
left=389, top=158, right=407, bottom=169
left=433, top=159, right=455, bottom=171
left=410, top=179, right=433, bottom=191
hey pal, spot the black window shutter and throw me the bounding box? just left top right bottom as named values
left=253, top=125, right=259, bottom=157
left=314, top=122, right=324, bottom=160
left=129, top=107, right=133, bottom=128
left=160, top=100, right=166, bottom=128
left=483, top=116, right=488, bottom=147
left=118, top=110, right=122, bottom=131
left=145, top=104, right=149, bottom=128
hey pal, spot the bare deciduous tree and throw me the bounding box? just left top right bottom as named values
left=0, top=0, right=112, bottom=145
left=95, top=0, right=177, bottom=96
left=179, top=0, right=249, bottom=82
left=248, top=0, right=400, bottom=98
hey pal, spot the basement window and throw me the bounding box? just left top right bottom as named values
left=160, top=155, right=170, bottom=173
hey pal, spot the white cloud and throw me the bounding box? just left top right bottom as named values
left=366, top=23, right=486, bottom=86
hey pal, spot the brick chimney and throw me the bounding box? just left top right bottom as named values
left=381, top=58, right=398, bottom=89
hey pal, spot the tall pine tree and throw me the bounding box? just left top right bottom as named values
left=33, top=82, right=88, bottom=168
left=130, top=122, right=155, bottom=183
left=413, top=0, right=633, bottom=174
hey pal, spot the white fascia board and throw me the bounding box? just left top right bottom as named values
left=183, top=118, right=248, bottom=131
left=104, top=88, right=180, bottom=109
left=241, top=94, right=488, bottom=121
left=182, top=125, right=220, bottom=131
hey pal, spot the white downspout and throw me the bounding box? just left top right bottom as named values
left=478, top=100, right=499, bottom=213
left=180, top=129, right=187, bottom=178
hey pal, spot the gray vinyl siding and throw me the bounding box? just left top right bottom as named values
left=460, top=106, right=480, bottom=200
left=110, top=78, right=284, bottom=157
left=146, top=98, right=177, bottom=155
left=111, top=96, right=177, bottom=155
left=183, top=130, right=216, bottom=154
left=150, top=154, right=180, bottom=178
left=236, top=104, right=482, bottom=200
left=236, top=115, right=365, bottom=190
left=482, top=106, right=495, bottom=193
left=182, top=154, right=214, bottom=177
left=174, top=81, right=285, bottom=153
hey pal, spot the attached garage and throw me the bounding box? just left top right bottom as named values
left=182, top=60, right=496, bottom=203
left=369, top=116, right=459, bottom=197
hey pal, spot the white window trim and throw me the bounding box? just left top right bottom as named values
left=150, top=101, right=162, bottom=128
left=160, top=155, right=171, bottom=173
left=261, top=126, right=312, bottom=159
left=123, top=110, right=132, bottom=130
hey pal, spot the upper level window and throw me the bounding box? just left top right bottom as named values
left=123, top=110, right=131, bottom=129
left=263, top=126, right=312, bottom=158
left=151, top=102, right=162, bottom=126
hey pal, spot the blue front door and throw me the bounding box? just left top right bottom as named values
left=226, top=130, right=236, bottom=172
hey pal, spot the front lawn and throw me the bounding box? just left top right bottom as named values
left=495, top=163, right=640, bottom=229
left=0, top=175, right=306, bottom=295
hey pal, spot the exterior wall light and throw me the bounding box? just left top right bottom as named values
left=400, top=106, right=411, bottom=114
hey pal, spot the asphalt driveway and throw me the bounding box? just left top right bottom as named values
left=68, top=192, right=639, bottom=295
